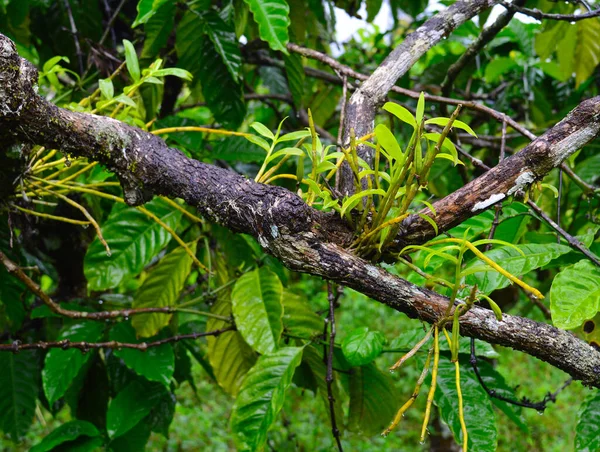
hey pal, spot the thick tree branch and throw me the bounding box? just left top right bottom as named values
left=394, top=97, right=600, bottom=249
left=2, top=33, right=600, bottom=387
left=441, top=0, right=525, bottom=100
left=339, top=0, right=500, bottom=194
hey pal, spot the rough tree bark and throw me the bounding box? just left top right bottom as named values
left=1, top=23, right=600, bottom=388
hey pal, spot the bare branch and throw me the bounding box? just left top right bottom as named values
left=500, top=2, right=600, bottom=21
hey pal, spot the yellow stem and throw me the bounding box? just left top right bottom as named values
left=429, top=238, right=544, bottom=299
left=421, top=325, right=440, bottom=442
left=151, top=126, right=251, bottom=138
left=13, top=205, right=90, bottom=225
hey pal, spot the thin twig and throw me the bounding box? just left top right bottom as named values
left=470, top=337, right=572, bottom=411
left=0, top=327, right=234, bottom=352
left=62, top=0, right=84, bottom=74
left=0, top=251, right=229, bottom=321
left=500, top=2, right=600, bottom=21
left=325, top=282, right=343, bottom=452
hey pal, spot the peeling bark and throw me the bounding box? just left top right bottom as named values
left=1, top=33, right=600, bottom=387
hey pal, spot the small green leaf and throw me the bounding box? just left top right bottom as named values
left=243, top=0, right=291, bottom=53
left=30, top=421, right=100, bottom=452
left=123, top=39, right=141, bottom=81
left=230, top=347, right=304, bottom=451
left=232, top=267, right=284, bottom=355
left=417, top=213, right=438, bottom=235
left=245, top=134, right=271, bottom=152
left=485, top=57, right=518, bottom=83
left=340, top=189, right=386, bottom=217
left=99, top=78, right=114, bottom=99
left=342, top=327, right=386, bottom=366
left=551, top=260, right=600, bottom=330
left=110, top=322, right=175, bottom=386
left=43, top=322, right=105, bottom=405
left=107, top=380, right=167, bottom=438
left=114, top=94, right=137, bottom=108
left=250, top=122, right=275, bottom=140
left=277, top=129, right=311, bottom=143
left=152, top=68, right=193, bottom=81
left=425, top=117, right=477, bottom=137
left=382, top=102, right=417, bottom=128
left=415, top=91, right=425, bottom=124
left=575, top=390, right=600, bottom=452
left=375, top=123, right=403, bottom=162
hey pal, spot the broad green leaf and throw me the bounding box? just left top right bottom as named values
left=43, top=322, right=105, bottom=405
left=141, top=0, right=175, bottom=59
left=230, top=347, right=304, bottom=451
left=244, top=0, right=291, bottom=53
left=132, top=243, right=196, bottom=337
left=575, top=19, right=600, bottom=87
left=232, top=267, right=284, bottom=355
left=176, top=12, right=246, bottom=128
left=207, top=293, right=257, bottom=396
left=535, top=21, right=567, bottom=60
left=575, top=390, right=600, bottom=452
left=213, top=136, right=266, bottom=162
left=375, top=123, right=403, bottom=162
left=484, top=56, right=518, bottom=83
left=84, top=198, right=182, bottom=291
left=0, top=268, right=26, bottom=333
left=132, top=0, right=170, bottom=27
left=476, top=361, right=528, bottom=433
left=284, top=52, right=305, bottom=109
left=109, top=421, right=152, bottom=452
left=366, top=0, right=383, bottom=21
left=198, top=36, right=246, bottom=128
left=0, top=350, right=39, bottom=440
left=203, top=10, right=243, bottom=82
left=30, top=421, right=100, bottom=452
left=302, top=345, right=345, bottom=429
left=348, top=362, right=398, bottom=436
left=342, top=327, right=385, bottom=367
left=266, top=147, right=303, bottom=164
left=107, top=380, right=167, bottom=438
left=383, top=102, right=417, bottom=128
left=110, top=322, right=175, bottom=386
left=123, top=39, right=141, bottom=81
left=282, top=291, right=322, bottom=338
left=425, top=117, right=477, bottom=137
left=551, top=260, right=600, bottom=330
left=435, top=359, right=497, bottom=451
left=463, top=243, right=572, bottom=295
left=246, top=134, right=271, bottom=151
